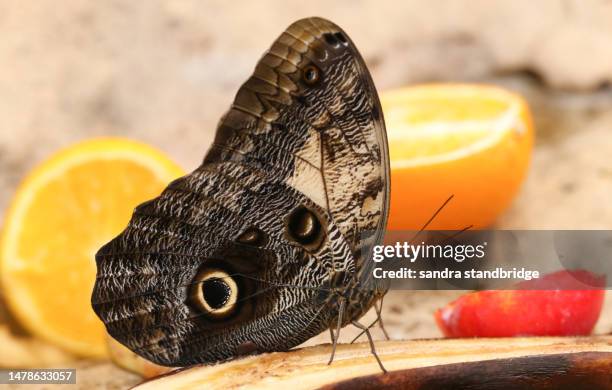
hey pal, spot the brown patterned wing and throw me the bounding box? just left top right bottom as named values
left=208, top=17, right=390, bottom=261
left=92, top=17, right=389, bottom=367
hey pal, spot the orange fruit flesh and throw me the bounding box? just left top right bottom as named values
left=1, top=139, right=183, bottom=357
left=383, top=84, right=534, bottom=231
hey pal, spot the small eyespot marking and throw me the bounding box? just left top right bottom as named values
left=287, top=206, right=320, bottom=244
left=285, top=206, right=325, bottom=251
left=324, top=32, right=340, bottom=48
left=190, top=268, right=238, bottom=320
left=334, top=32, right=348, bottom=46
left=236, top=227, right=267, bottom=247
left=302, top=64, right=321, bottom=86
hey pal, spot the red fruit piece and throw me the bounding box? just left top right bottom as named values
left=435, top=270, right=606, bottom=337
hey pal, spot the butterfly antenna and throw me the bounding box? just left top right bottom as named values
left=409, top=194, right=455, bottom=244
left=328, top=297, right=346, bottom=365
left=440, top=224, right=474, bottom=245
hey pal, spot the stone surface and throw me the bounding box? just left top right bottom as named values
left=2, top=0, right=612, bottom=214
left=0, top=2, right=611, bottom=388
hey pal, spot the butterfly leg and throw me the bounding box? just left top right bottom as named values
left=351, top=320, right=387, bottom=373
left=375, top=296, right=390, bottom=341
left=328, top=297, right=346, bottom=365
left=349, top=296, right=389, bottom=343
left=349, top=317, right=378, bottom=343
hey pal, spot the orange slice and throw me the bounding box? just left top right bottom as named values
left=0, top=138, right=183, bottom=357
left=382, top=84, right=534, bottom=230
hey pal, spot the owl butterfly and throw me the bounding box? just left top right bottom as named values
left=92, top=17, right=390, bottom=371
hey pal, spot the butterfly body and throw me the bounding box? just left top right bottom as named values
left=92, top=17, right=390, bottom=367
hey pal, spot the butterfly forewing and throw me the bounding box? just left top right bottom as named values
left=211, top=18, right=389, bottom=252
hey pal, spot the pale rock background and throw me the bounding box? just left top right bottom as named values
left=0, top=1, right=611, bottom=388
left=2, top=0, right=612, bottom=203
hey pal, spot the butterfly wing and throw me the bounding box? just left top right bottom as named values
left=211, top=17, right=390, bottom=259
left=92, top=17, right=389, bottom=366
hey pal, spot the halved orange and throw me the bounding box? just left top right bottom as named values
left=0, top=138, right=183, bottom=357
left=382, top=84, right=534, bottom=230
